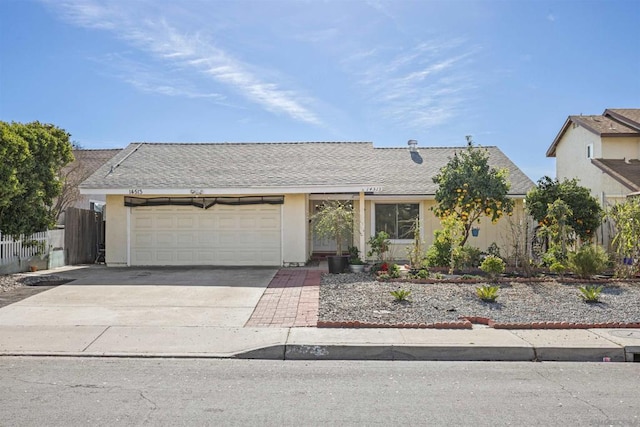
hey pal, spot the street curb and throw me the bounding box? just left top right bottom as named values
left=1, top=344, right=628, bottom=362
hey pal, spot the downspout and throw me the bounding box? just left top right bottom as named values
left=359, top=191, right=366, bottom=260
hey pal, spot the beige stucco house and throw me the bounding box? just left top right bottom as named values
left=79, top=141, right=534, bottom=267
left=547, top=108, right=640, bottom=244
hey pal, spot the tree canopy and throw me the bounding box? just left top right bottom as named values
left=525, top=176, right=602, bottom=241
left=432, top=145, right=514, bottom=246
left=0, top=121, right=74, bottom=237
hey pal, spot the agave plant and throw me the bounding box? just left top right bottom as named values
left=476, top=284, right=499, bottom=302
left=390, top=289, right=411, bottom=302
left=579, top=285, right=604, bottom=303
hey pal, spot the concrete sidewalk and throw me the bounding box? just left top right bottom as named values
left=0, top=265, right=638, bottom=362
left=1, top=324, right=638, bottom=362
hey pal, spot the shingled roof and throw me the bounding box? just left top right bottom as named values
left=80, top=142, right=534, bottom=196
left=591, top=158, right=640, bottom=192
left=547, top=108, right=640, bottom=157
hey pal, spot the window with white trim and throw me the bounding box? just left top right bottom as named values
left=586, top=144, right=594, bottom=159
left=374, top=203, right=419, bottom=240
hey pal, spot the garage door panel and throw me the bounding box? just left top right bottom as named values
left=176, top=250, right=196, bottom=263
left=133, top=233, right=154, bottom=246
left=156, top=216, right=174, bottom=229
left=155, top=251, right=175, bottom=263
left=176, top=233, right=196, bottom=246
left=199, top=216, right=216, bottom=228
left=217, top=215, right=237, bottom=228
left=197, top=251, right=216, bottom=263
left=131, top=205, right=281, bottom=266
left=177, top=216, right=196, bottom=229
left=156, top=233, right=175, bottom=246
left=133, top=216, right=154, bottom=229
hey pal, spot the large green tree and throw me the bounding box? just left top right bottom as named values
left=0, top=121, right=74, bottom=237
left=432, top=145, right=514, bottom=246
left=525, top=176, right=602, bottom=241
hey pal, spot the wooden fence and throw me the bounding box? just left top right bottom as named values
left=64, top=207, right=104, bottom=265
left=0, top=231, right=49, bottom=266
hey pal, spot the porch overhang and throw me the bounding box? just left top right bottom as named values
left=79, top=184, right=380, bottom=196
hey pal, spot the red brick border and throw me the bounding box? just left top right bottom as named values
left=316, top=317, right=640, bottom=330
left=317, top=319, right=473, bottom=329
left=460, top=316, right=640, bottom=330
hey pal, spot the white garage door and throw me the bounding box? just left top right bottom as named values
left=130, top=205, right=281, bottom=266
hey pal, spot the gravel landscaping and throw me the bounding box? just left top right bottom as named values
left=319, top=273, right=640, bottom=326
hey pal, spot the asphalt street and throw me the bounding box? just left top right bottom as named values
left=1, top=357, right=639, bottom=426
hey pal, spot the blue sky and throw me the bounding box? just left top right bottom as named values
left=1, top=0, right=639, bottom=181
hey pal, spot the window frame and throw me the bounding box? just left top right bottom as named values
left=372, top=202, right=421, bottom=242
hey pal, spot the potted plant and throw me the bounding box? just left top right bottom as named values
left=312, top=201, right=354, bottom=274
left=348, top=246, right=366, bottom=273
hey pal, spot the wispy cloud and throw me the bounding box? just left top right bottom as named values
left=347, top=39, right=478, bottom=130
left=45, top=0, right=322, bottom=125
left=93, top=53, right=227, bottom=101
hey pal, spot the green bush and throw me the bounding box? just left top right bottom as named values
left=424, top=230, right=451, bottom=267
left=568, top=245, right=609, bottom=278
left=549, top=262, right=567, bottom=276
left=453, top=246, right=483, bottom=270
left=480, top=255, right=505, bottom=280
left=415, top=269, right=430, bottom=279
left=487, top=242, right=501, bottom=258
left=388, top=263, right=401, bottom=279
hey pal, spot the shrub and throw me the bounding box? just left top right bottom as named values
left=480, top=255, right=506, bottom=280
left=578, top=285, right=603, bottom=303
left=487, top=242, right=501, bottom=259
left=476, top=284, right=499, bottom=302
left=415, top=269, right=430, bottom=279
left=453, top=246, right=482, bottom=270
left=549, top=262, right=567, bottom=277
left=425, top=230, right=452, bottom=267
left=367, top=231, right=390, bottom=262
left=388, top=263, right=401, bottom=279
left=568, top=245, right=609, bottom=278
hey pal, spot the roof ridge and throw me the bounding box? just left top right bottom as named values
left=73, top=148, right=122, bottom=151
left=128, top=141, right=373, bottom=146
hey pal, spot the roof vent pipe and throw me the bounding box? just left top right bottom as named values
left=408, top=139, right=418, bottom=152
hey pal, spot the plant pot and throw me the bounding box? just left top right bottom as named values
left=349, top=264, right=365, bottom=273
left=327, top=255, right=349, bottom=274
left=29, top=265, right=38, bottom=272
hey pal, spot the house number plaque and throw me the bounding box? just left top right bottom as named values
left=128, top=189, right=143, bottom=194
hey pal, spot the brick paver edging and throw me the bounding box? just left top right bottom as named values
left=317, top=320, right=473, bottom=329
left=317, top=318, right=640, bottom=329
left=463, top=316, right=640, bottom=329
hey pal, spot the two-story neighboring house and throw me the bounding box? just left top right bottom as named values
left=546, top=108, right=640, bottom=246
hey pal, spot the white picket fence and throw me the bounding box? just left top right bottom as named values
left=0, top=231, right=50, bottom=265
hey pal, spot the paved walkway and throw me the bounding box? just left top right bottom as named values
left=245, top=269, right=321, bottom=328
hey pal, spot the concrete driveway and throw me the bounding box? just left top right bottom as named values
left=0, top=266, right=278, bottom=328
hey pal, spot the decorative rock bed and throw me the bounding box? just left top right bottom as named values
left=319, top=273, right=640, bottom=329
